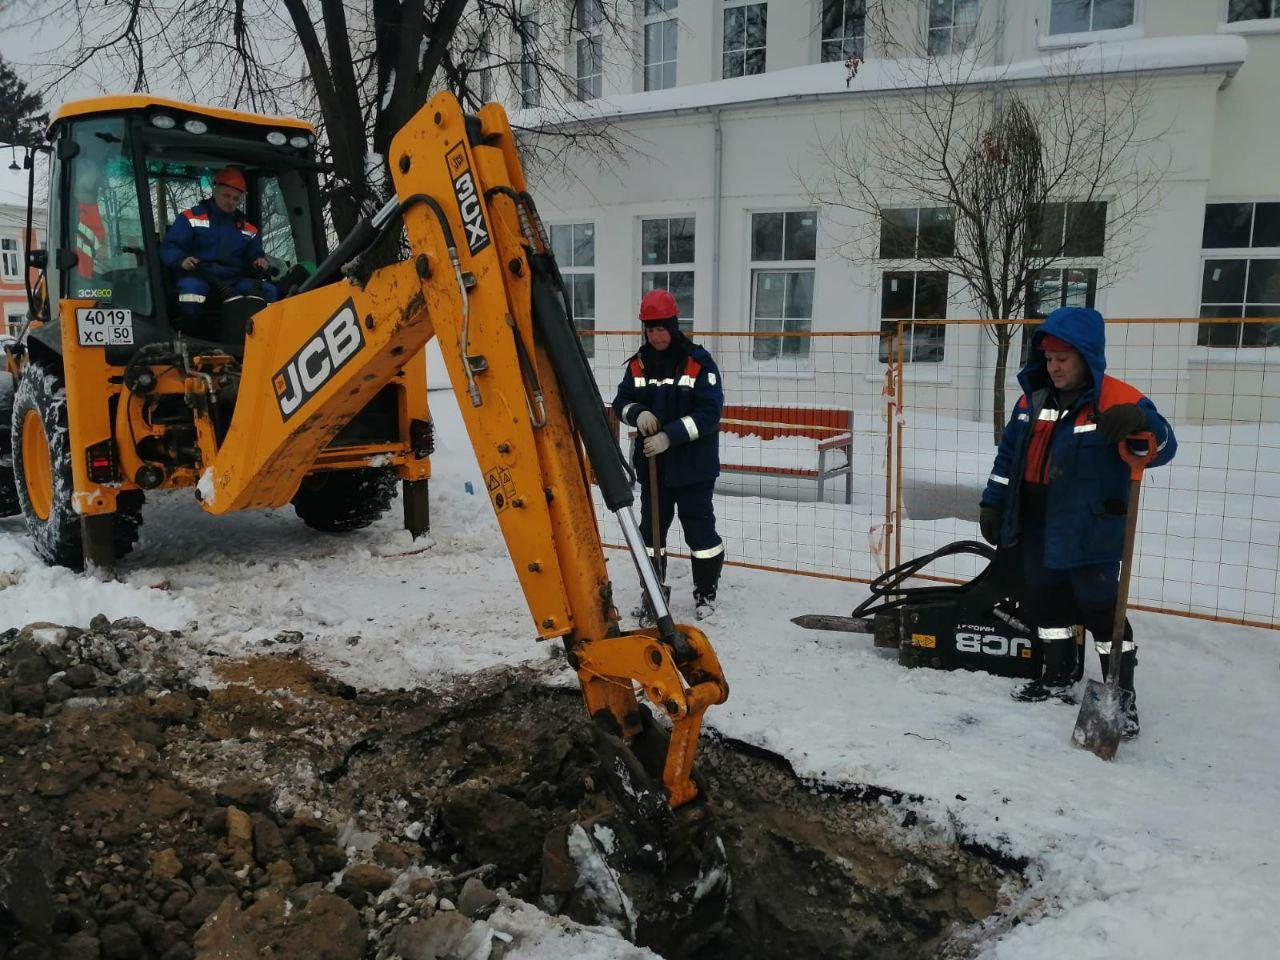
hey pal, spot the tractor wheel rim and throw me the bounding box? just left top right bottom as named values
left=21, top=408, right=54, bottom=521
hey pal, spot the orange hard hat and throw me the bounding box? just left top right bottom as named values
left=213, top=167, right=247, bottom=193
left=639, top=288, right=679, bottom=323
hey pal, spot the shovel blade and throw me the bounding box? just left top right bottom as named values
left=1071, top=679, right=1134, bottom=761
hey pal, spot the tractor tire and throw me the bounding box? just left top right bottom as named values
left=10, top=363, right=145, bottom=569
left=0, top=374, right=17, bottom=517
left=291, top=466, right=398, bottom=533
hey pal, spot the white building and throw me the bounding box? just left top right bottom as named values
left=487, top=1, right=1279, bottom=425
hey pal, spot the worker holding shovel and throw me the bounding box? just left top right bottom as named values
left=978, top=307, right=1177, bottom=739
left=613, top=289, right=725, bottom=622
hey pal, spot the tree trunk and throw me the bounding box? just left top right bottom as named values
left=991, top=323, right=1012, bottom=446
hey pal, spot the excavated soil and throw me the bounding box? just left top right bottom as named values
left=0, top=619, right=1025, bottom=959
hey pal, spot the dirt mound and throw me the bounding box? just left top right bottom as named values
left=1, top=620, right=1021, bottom=959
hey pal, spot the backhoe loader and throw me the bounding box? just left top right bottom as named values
left=1, top=89, right=728, bottom=900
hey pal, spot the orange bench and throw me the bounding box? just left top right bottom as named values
left=718, top=404, right=855, bottom=504
left=607, top=403, right=855, bottom=504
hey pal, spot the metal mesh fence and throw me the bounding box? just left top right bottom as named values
left=583, top=319, right=1280, bottom=629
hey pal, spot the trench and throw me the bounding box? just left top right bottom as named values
left=1, top=622, right=1024, bottom=960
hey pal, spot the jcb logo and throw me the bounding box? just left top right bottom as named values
left=447, top=142, right=491, bottom=256
left=274, top=300, right=365, bottom=421
left=955, top=632, right=1032, bottom=659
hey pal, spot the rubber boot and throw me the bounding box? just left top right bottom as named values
left=1098, top=645, right=1139, bottom=739
left=692, top=552, right=724, bottom=621
left=1013, top=626, right=1078, bottom=704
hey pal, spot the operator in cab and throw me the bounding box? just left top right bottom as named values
left=159, top=166, right=277, bottom=324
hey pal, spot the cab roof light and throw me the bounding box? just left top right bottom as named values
left=151, top=114, right=176, bottom=129
left=183, top=119, right=208, bottom=135
left=265, top=130, right=287, bottom=146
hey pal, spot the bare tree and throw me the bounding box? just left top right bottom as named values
left=809, top=4, right=1168, bottom=441
left=6, top=0, right=641, bottom=237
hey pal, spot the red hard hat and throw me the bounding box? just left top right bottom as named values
left=213, top=167, right=247, bottom=193
left=639, top=288, right=679, bottom=323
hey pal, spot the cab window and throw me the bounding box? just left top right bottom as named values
left=65, top=117, right=153, bottom=315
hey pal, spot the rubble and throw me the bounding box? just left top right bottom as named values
left=0, top=618, right=1020, bottom=959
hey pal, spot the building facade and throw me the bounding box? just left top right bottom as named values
left=493, top=1, right=1279, bottom=425
left=0, top=202, right=43, bottom=342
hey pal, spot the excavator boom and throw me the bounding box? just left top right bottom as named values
left=198, top=92, right=726, bottom=808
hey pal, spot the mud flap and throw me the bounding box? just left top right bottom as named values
left=403, top=478, right=429, bottom=538
left=81, top=513, right=116, bottom=577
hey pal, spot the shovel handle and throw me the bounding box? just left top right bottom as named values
left=1118, top=431, right=1157, bottom=480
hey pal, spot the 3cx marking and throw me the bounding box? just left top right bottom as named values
left=446, top=141, right=491, bottom=256
left=273, top=299, right=365, bottom=421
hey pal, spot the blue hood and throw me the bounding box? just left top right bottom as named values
left=1018, top=306, right=1107, bottom=397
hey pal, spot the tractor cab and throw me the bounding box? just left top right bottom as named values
left=30, top=95, right=327, bottom=362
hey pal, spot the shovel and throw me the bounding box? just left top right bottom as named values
left=1072, top=432, right=1156, bottom=761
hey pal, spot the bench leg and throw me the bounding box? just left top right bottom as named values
left=845, top=451, right=853, bottom=505
left=817, top=450, right=827, bottom=503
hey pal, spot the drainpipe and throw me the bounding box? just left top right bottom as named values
left=711, top=106, right=723, bottom=331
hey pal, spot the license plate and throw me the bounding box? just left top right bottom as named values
left=76, top=307, right=134, bottom=346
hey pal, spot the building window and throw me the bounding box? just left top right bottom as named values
left=879, top=206, right=955, bottom=259
left=1, top=238, right=19, bottom=280
left=877, top=208, right=953, bottom=364
left=1228, top=1, right=1279, bottom=21
left=1031, top=200, right=1107, bottom=258
left=879, top=273, right=947, bottom=363
left=518, top=16, right=542, bottom=108
left=821, top=0, right=866, bottom=62
left=1199, top=203, right=1280, bottom=347
left=723, top=2, right=767, bottom=79
left=1018, top=200, right=1107, bottom=358
left=640, top=216, right=695, bottom=332
left=644, top=1, right=678, bottom=91
left=750, top=210, right=816, bottom=360
left=575, top=0, right=604, bottom=100
left=1048, top=0, right=1135, bottom=34
left=1020, top=267, right=1098, bottom=362
left=551, top=222, right=597, bottom=356
left=928, top=0, right=979, bottom=55
left=6, top=311, right=24, bottom=340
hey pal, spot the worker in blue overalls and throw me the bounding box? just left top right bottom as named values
left=612, top=289, right=725, bottom=621
left=159, top=166, right=276, bottom=326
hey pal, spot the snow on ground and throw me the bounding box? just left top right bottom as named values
left=2, top=387, right=1278, bottom=958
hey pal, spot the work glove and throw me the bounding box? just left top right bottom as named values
left=643, top=432, right=671, bottom=458
left=636, top=411, right=661, bottom=436
left=979, top=505, right=1001, bottom=546
left=1095, top=403, right=1147, bottom=443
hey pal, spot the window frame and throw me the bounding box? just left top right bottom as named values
left=1224, top=0, right=1280, bottom=23
left=1192, top=203, right=1280, bottom=350
left=639, top=215, right=696, bottom=332
left=643, top=4, right=679, bottom=92
left=518, top=14, right=543, bottom=108
left=819, top=0, right=867, bottom=63
left=0, top=237, right=20, bottom=281
left=1041, top=0, right=1141, bottom=46
left=722, top=1, right=768, bottom=79
left=927, top=0, right=979, bottom=57
left=573, top=0, right=605, bottom=101
left=550, top=221, right=598, bottom=356
left=747, top=208, right=818, bottom=366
